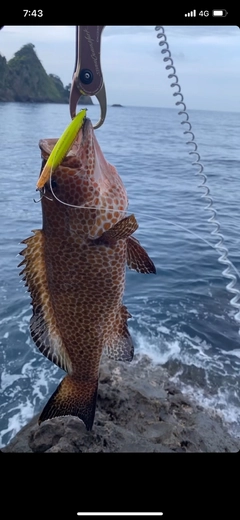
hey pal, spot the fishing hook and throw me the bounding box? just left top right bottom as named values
left=33, top=187, right=53, bottom=203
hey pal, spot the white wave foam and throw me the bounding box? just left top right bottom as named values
left=0, top=399, right=35, bottom=448
left=1, top=370, right=25, bottom=391
left=0, top=352, right=62, bottom=448
left=1, top=320, right=239, bottom=447
left=132, top=327, right=240, bottom=438
left=0, top=307, right=30, bottom=328
left=131, top=328, right=181, bottom=365
left=156, top=325, right=170, bottom=335
left=169, top=376, right=240, bottom=439
left=227, top=349, right=240, bottom=359
left=17, top=314, right=30, bottom=334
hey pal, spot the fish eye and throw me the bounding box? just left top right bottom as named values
left=50, top=179, right=58, bottom=190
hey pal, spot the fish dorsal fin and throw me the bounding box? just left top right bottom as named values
left=18, top=231, right=72, bottom=374
left=98, top=214, right=138, bottom=243
left=105, top=305, right=134, bottom=362
left=127, top=236, right=156, bottom=274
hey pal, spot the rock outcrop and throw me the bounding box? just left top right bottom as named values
left=0, top=43, right=93, bottom=105
left=2, top=356, right=239, bottom=453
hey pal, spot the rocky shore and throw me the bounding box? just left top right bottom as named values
left=2, top=355, right=239, bottom=453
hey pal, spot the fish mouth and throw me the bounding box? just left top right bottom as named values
left=81, top=117, right=93, bottom=142
left=63, top=117, right=93, bottom=158
left=39, top=117, right=93, bottom=161
left=82, top=116, right=92, bottom=133
left=38, top=117, right=98, bottom=196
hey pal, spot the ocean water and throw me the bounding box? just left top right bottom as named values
left=0, top=102, right=240, bottom=448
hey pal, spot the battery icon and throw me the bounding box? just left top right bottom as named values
left=212, top=9, right=228, bottom=16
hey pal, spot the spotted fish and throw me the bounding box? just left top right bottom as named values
left=19, top=118, right=156, bottom=430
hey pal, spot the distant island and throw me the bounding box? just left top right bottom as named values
left=112, top=104, right=123, bottom=107
left=0, top=43, right=93, bottom=105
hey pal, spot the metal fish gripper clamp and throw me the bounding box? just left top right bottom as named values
left=69, top=26, right=107, bottom=129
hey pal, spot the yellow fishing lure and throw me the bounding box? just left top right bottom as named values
left=37, top=109, right=87, bottom=189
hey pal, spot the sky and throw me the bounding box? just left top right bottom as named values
left=0, top=25, right=240, bottom=112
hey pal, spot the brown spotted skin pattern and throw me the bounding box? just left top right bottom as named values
left=19, top=230, right=72, bottom=374
left=39, top=375, right=98, bottom=429
left=37, top=225, right=128, bottom=378
left=20, top=118, right=139, bottom=430
left=40, top=119, right=128, bottom=239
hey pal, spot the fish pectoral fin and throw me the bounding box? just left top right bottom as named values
left=98, top=214, right=138, bottom=243
left=105, top=305, right=134, bottom=362
left=127, top=236, right=156, bottom=274
left=19, top=230, right=72, bottom=373
left=39, top=375, right=98, bottom=431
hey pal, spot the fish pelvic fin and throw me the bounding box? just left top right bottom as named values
left=105, top=305, right=134, bottom=362
left=127, top=236, right=156, bottom=274
left=39, top=375, right=98, bottom=431
left=97, top=214, right=138, bottom=243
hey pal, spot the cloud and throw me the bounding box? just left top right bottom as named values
left=104, top=26, right=239, bottom=39
left=162, top=25, right=239, bottom=38
left=104, top=26, right=154, bottom=37
left=0, top=25, right=240, bottom=112
left=2, top=25, right=74, bottom=42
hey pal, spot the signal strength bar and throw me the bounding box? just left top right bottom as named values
left=185, top=9, right=196, bottom=16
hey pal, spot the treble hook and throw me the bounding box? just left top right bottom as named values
left=33, top=187, right=53, bottom=203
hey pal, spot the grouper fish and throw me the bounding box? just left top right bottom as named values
left=19, top=117, right=156, bottom=430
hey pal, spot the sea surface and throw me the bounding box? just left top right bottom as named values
left=0, top=102, right=240, bottom=448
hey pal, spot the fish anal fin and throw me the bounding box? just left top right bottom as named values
left=30, top=311, right=72, bottom=373
left=39, top=375, right=98, bottom=431
left=18, top=230, right=72, bottom=373
left=105, top=305, right=134, bottom=362
left=127, top=236, right=156, bottom=274
left=98, top=214, right=138, bottom=243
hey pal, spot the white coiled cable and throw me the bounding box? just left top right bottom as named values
left=155, top=26, right=240, bottom=334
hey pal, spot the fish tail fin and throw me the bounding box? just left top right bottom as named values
left=39, top=375, right=98, bottom=431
